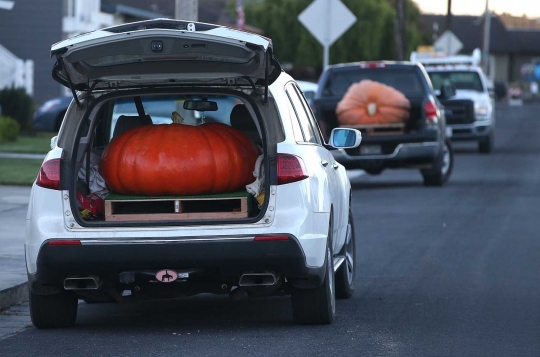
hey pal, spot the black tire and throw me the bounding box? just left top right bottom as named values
left=335, top=210, right=356, bottom=299
left=478, top=131, right=494, bottom=153
left=421, top=139, right=453, bottom=187
left=291, top=240, right=335, bottom=324
left=29, top=290, right=78, bottom=329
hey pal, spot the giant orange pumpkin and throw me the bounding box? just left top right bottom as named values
left=100, top=122, right=259, bottom=196
left=336, top=80, right=411, bottom=125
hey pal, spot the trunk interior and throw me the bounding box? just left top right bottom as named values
left=71, top=92, right=267, bottom=225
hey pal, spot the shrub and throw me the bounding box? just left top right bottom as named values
left=0, top=87, right=34, bottom=131
left=0, top=116, right=20, bottom=143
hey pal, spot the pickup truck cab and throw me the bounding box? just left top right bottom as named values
left=314, top=61, right=453, bottom=186
left=412, top=49, right=495, bottom=153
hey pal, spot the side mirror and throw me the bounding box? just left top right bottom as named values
left=440, top=83, right=456, bottom=99
left=183, top=100, right=218, bottom=111
left=50, top=136, right=58, bottom=150
left=329, top=128, right=362, bottom=149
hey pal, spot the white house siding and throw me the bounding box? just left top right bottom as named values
left=0, top=0, right=63, bottom=103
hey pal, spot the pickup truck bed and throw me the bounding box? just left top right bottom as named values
left=314, top=62, right=453, bottom=186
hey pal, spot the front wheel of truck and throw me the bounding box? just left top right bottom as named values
left=421, top=139, right=453, bottom=186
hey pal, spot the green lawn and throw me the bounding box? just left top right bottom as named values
left=0, top=132, right=56, bottom=154
left=0, top=158, right=42, bottom=186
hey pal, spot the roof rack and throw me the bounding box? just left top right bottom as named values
left=410, top=48, right=482, bottom=69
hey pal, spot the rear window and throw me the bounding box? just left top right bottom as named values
left=322, top=67, right=425, bottom=98
left=428, top=71, right=485, bottom=92
left=109, top=95, right=241, bottom=140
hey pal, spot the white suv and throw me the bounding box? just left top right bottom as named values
left=26, top=19, right=362, bottom=328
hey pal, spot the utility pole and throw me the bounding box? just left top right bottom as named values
left=446, top=0, right=452, bottom=31
left=175, top=0, right=198, bottom=21
left=395, top=0, right=407, bottom=60
left=482, top=0, right=491, bottom=74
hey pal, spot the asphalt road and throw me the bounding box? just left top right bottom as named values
left=1, top=103, right=540, bottom=356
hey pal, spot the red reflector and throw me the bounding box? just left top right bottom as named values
left=254, top=235, right=289, bottom=241
left=424, top=101, right=438, bottom=118
left=277, top=154, right=308, bottom=185
left=48, top=240, right=81, bottom=246
left=36, top=159, right=61, bottom=190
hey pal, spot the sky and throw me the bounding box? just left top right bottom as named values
left=413, top=0, right=540, bottom=18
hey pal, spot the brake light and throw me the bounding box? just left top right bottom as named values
left=359, top=62, right=386, bottom=69
left=36, top=159, right=61, bottom=190
left=48, top=240, right=81, bottom=246
left=424, top=101, right=438, bottom=125
left=277, top=154, right=308, bottom=185
left=254, top=235, right=289, bottom=241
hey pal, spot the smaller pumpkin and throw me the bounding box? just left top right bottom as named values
left=336, top=80, right=411, bottom=125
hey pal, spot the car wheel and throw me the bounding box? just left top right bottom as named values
left=29, top=290, right=78, bottom=329
left=335, top=210, right=356, bottom=299
left=421, top=139, right=453, bottom=187
left=291, top=239, right=335, bottom=324
left=478, top=131, right=494, bottom=153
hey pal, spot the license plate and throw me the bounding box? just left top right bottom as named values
left=360, top=145, right=382, bottom=155
left=446, top=127, right=453, bottom=138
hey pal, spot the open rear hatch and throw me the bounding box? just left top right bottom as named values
left=51, top=19, right=281, bottom=102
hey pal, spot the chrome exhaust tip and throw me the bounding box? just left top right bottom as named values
left=238, top=272, right=279, bottom=287
left=64, top=276, right=101, bottom=290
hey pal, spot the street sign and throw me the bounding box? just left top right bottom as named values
left=298, top=0, right=357, bottom=67
left=434, top=30, right=463, bottom=56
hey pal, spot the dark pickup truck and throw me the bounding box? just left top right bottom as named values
left=314, top=62, right=454, bottom=186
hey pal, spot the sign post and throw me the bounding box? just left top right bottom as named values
left=298, top=0, right=357, bottom=68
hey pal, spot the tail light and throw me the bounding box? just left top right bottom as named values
left=36, top=159, right=61, bottom=190
left=47, top=239, right=81, bottom=246
left=424, top=101, right=438, bottom=126
left=277, top=154, right=308, bottom=185
left=254, top=235, right=289, bottom=241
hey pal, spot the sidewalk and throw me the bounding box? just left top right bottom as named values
left=0, top=185, right=31, bottom=310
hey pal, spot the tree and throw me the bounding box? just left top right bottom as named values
left=237, top=0, right=429, bottom=70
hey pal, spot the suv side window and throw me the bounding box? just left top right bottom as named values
left=292, top=84, right=324, bottom=145
left=284, top=91, right=306, bottom=142
left=286, top=84, right=317, bottom=144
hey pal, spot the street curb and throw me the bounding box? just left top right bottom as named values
left=0, top=152, right=46, bottom=160
left=0, top=282, right=28, bottom=311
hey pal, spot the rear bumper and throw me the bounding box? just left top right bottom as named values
left=28, top=235, right=325, bottom=294
left=332, top=142, right=439, bottom=166
left=449, top=121, right=493, bottom=141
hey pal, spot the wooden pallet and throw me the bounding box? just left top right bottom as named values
left=105, top=192, right=249, bottom=222
left=341, top=123, right=405, bottom=136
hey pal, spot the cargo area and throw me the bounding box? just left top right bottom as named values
left=318, top=97, right=424, bottom=137
left=71, top=93, right=267, bottom=225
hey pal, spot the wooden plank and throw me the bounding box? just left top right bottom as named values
left=105, top=195, right=249, bottom=222
left=106, top=211, right=248, bottom=222
left=340, top=123, right=405, bottom=129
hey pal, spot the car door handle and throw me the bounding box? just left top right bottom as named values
left=332, top=163, right=339, bottom=170
left=321, top=160, right=329, bottom=167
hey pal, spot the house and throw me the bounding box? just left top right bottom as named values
left=0, top=0, right=255, bottom=104
left=422, top=14, right=540, bottom=85
left=108, top=0, right=262, bottom=33
left=0, top=0, right=115, bottom=103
